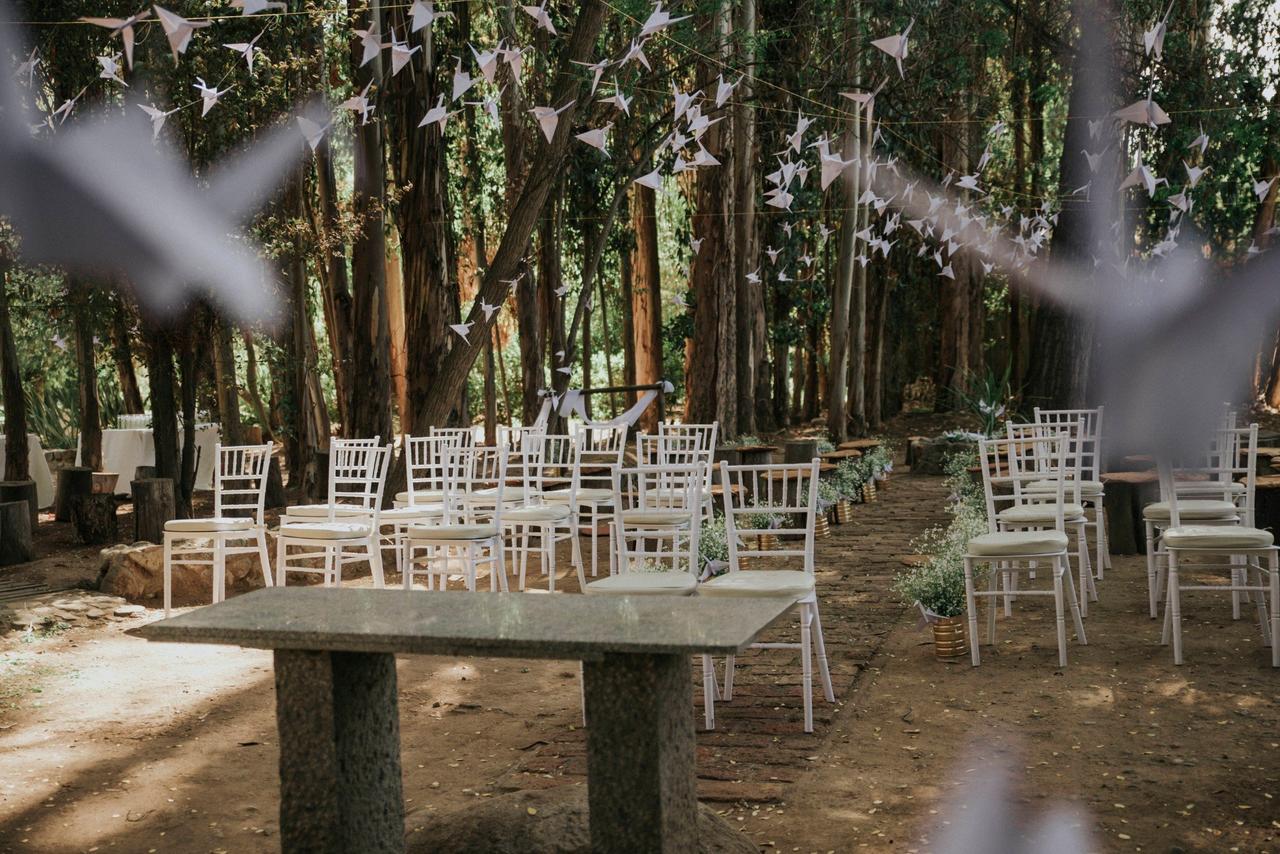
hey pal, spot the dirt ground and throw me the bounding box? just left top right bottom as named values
left=1, top=426, right=1278, bottom=853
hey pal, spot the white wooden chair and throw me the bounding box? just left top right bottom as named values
left=502, top=434, right=586, bottom=592
left=657, top=422, right=719, bottom=523
left=966, top=435, right=1087, bottom=667
left=1001, top=420, right=1097, bottom=615
left=1032, top=406, right=1108, bottom=578
left=702, top=459, right=834, bottom=733
left=393, top=433, right=466, bottom=508
left=404, top=444, right=508, bottom=592
left=1156, top=453, right=1278, bottom=666
left=276, top=441, right=392, bottom=587
left=162, top=442, right=273, bottom=616
left=550, top=422, right=627, bottom=577
left=1143, top=426, right=1249, bottom=618
left=638, top=430, right=716, bottom=525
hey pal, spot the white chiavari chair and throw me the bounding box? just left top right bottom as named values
left=501, top=434, right=585, bottom=592
left=966, top=435, right=1087, bottom=667
left=1032, top=406, right=1108, bottom=578
left=1156, top=449, right=1278, bottom=667
left=701, top=459, right=834, bottom=733
left=277, top=441, right=392, bottom=587
left=404, top=443, right=508, bottom=592
left=162, top=443, right=273, bottom=616
left=548, top=423, right=626, bottom=577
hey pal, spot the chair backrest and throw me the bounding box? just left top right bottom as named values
left=614, top=463, right=704, bottom=514
left=1007, top=419, right=1084, bottom=506
left=213, top=443, right=274, bottom=525
left=719, top=460, right=819, bottom=574
left=977, top=434, right=1067, bottom=534
left=499, top=425, right=546, bottom=454
left=1034, top=407, right=1103, bottom=479
left=612, top=463, right=703, bottom=574
left=657, top=421, right=719, bottom=454
left=404, top=434, right=466, bottom=506
left=327, top=439, right=392, bottom=517
left=1161, top=423, right=1257, bottom=526
left=430, top=426, right=477, bottom=450
left=527, top=434, right=578, bottom=504
left=572, top=423, right=626, bottom=496
left=458, top=444, right=509, bottom=524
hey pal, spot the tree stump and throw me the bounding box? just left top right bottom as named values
left=0, top=500, right=33, bottom=565
left=71, top=493, right=119, bottom=545
left=265, top=456, right=286, bottom=509
left=55, top=466, right=94, bottom=523
left=784, top=439, right=819, bottom=464
left=132, top=478, right=176, bottom=544
left=0, top=479, right=38, bottom=531
left=1101, top=471, right=1160, bottom=555
left=133, top=465, right=157, bottom=482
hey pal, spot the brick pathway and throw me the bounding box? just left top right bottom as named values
left=498, top=470, right=951, bottom=804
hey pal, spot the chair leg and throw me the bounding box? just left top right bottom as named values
left=1094, top=503, right=1106, bottom=580
left=213, top=536, right=226, bottom=604
left=1146, top=522, right=1159, bottom=618
left=1053, top=561, right=1068, bottom=667
left=368, top=536, right=385, bottom=588
left=1230, top=556, right=1244, bottom=620
left=1062, top=555, right=1087, bottom=645
left=163, top=533, right=174, bottom=617
left=256, top=530, right=273, bottom=588
left=964, top=558, right=981, bottom=666
left=1001, top=564, right=1013, bottom=617
left=546, top=526, right=557, bottom=593
left=723, top=654, right=735, bottom=701
left=701, top=654, right=716, bottom=730
left=810, top=600, right=835, bottom=703
left=1252, top=559, right=1272, bottom=646
left=800, top=603, right=815, bottom=733
left=1268, top=551, right=1280, bottom=667
left=276, top=536, right=288, bottom=588
left=1168, top=550, right=1184, bottom=665
left=987, top=567, right=998, bottom=645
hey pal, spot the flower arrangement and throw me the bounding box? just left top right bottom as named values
left=800, top=478, right=840, bottom=512
left=699, top=517, right=732, bottom=579
left=816, top=438, right=836, bottom=454
left=722, top=434, right=764, bottom=448
left=833, top=458, right=868, bottom=501
left=893, top=450, right=986, bottom=619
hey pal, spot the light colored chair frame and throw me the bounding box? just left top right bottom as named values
left=163, top=442, right=274, bottom=616
left=1034, top=406, right=1109, bottom=578
left=502, top=434, right=586, bottom=592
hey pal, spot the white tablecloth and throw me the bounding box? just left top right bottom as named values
left=0, top=433, right=55, bottom=508
left=77, top=425, right=221, bottom=491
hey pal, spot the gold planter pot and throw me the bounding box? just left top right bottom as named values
left=757, top=533, right=779, bottom=552
left=932, top=616, right=968, bottom=659
left=814, top=513, right=831, bottom=539
left=862, top=480, right=878, bottom=503
left=835, top=500, right=854, bottom=524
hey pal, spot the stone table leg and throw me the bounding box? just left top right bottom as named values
left=273, top=649, right=405, bottom=854
left=582, top=652, right=698, bottom=853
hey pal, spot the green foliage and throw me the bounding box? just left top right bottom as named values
left=949, top=363, right=1016, bottom=437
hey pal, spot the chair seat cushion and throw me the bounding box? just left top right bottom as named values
left=469, top=487, right=530, bottom=503
left=1175, top=480, right=1245, bottom=496
left=504, top=504, right=572, bottom=523
left=1142, top=500, right=1237, bottom=521
left=967, top=530, right=1069, bottom=557
left=620, top=510, right=692, bottom=527
left=407, top=523, right=498, bottom=541
left=286, top=504, right=371, bottom=519
left=544, top=487, right=614, bottom=503
left=997, top=503, right=1085, bottom=525
left=699, top=570, right=815, bottom=598
left=1163, top=526, right=1274, bottom=549
left=1026, top=479, right=1104, bottom=495
left=278, top=522, right=372, bottom=540
left=379, top=505, right=446, bottom=522
left=164, top=517, right=256, bottom=534
left=584, top=572, right=698, bottom=596
left=394, top=490, right=447, bottom=505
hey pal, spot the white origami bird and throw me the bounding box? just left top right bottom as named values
left=502, top=44, right=527, bottom=78
left=1254, top=176, right=1278, bottom=201
left=554, top=284, right=570, bottom=297
left=340, top=81, right=375, bottom=124
left=714, top=74, right=740, bottom=108
left=449, top=323, right=473, bottom=344
left=1081, top=149, right=1105, bottom=174
left=1112, top=91, right=1170, bottom=128
left=640, top=1, right=690, bottom=37
left=1118, top=157, right=1166, bottom=197
left=451, top=57, right=476, bottom=101
left=480, top=300, right=500, bottom=322
left=1183, top=161, right=1208, bottom=188
left=80, top=9, right=152, bottom=70
left=521, top=1, right=557, bottom=35
left=1143, top=0, right=1174, bottom=60
left=138, top=103, right=178, bottom=140
left=572, top=58, right=611, bottom=95
left=529, top=101, right=575, bottom=143
left=97, top=54, right=126, bottom=86
left=746, top=268, right=761, bottom=284
left=49, top=87, right=87, bottom=125
left=556, top=365, right=573, bottom=375
left=575, top=123, right=611, bottom=154
left=1187, top=125, right=1209, bottom=156
left=418, top=94, right=455, bottom=132
left=634, top=168, right=663, bottom=190
left=194, top=77, right=230, bottom=117
left=390, top=36, right=421, bottom=77
left=15, top=48, right=38, bottom=87
left=600, top=85, right=632, bottom=115
left=470, top=42, right=502, bottom=84
left=154, top=6, right=210, bottom=63
left=690, top=237, right=703, bottom=255
left=839, top=77, right=886, bottom=111
left=765, top=246, right=780, bottom=263
left=819, top=153, right=856, bottom=191
left=296, top=116, right=331, bottom=152
left=224, top=30, right=266, bottom=75
left=230, top=0, right=286, bottom=13
left=871, top=18, right=914, bottom=78
left=353, top=24, right=385, bottom=68
left=409, top=0, right=453, bottom=32
left=939, top=263, right=955, bottom=279
left=621, top=40, right=651, bottom=71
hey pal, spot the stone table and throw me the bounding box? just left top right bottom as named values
left=138, top=587, right=795, bottom=854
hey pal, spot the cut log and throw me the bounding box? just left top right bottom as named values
left=132, top=478, right=176, bottom=544
left=0, top=479, right=38, bottom=531
left=783, top=439, right=819, bottom=464
left=133, top=465, right=157, bottom=482
left=55, top=466, right=94, bottom=523
left=0, top=500, right=33, bottom=565
left=71, top=493, right=119, bottom=545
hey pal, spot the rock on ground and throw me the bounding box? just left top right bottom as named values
left=406, top=786, right=758, bottom=854
left=96, top=536, right=275, bottom=604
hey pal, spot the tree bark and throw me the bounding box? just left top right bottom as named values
left=241, top=329, right=274, bottom=443
left=631, top=183, right=663, bottom=432
left=620, top=232, right=637, bottom=402
left=109, top=297, right=145, bottom=416
left=312, top=139, right=354, bottom=435
left=144, top=321, right=180, bottom=483
left=733, top=0, right=757, bottom=436
left=828, top=100, right=861, bottom=441
left=70, top=280, right=102, bottom=471
left=347, top=0, right=394, bottom=441
left=0, top=258, right=29, bottom=481
left=212, top=314, right=243, bottom=445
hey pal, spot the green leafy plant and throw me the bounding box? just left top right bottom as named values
left=833, top=458, right=867, bottom=500
left=699, top=517, right=731, bottom=568
left=948, top=363, right=1017, bottom=437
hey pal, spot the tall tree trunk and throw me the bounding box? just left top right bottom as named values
left=348, top=1, right=394, bottom=440
left=176, top=328, right=201, bottom=517
left=828, top=99, right=861, bottom=441
left=0, top=257, right=29, bottom=481
left=311, top=140, right=354, bottom=434
left=109, top=297, right=145, bottom=416
left=733, top=0, right=757, bottom=435
left=212, top=315, right=243, bottom=445
left=620, top=236, right=637, bottom=403
left=631, top=183, right=663, bottom=431
left=144, top=320, right=180, bottom=485
left=241, top=329, right=273, bottom=443
left=70, top=280, right=102, bottom=471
